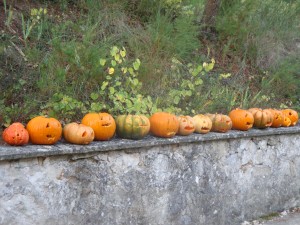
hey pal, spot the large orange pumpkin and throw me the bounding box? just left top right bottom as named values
left=81, top=112, right=116, bottom=141
left=248, top=108, right=273, bottom=129
left=63, top=122, right=95, bottom=145
left=26, top=116, right=62, bottom=145
left=281, top=109, right=298, bottom=126
left=267, top=109, right=284, bottom=128
left=206, top=113, right=232, bottom=133
left=149, top=112, right=179, bottom=138
left=2, top=122, right=29, bottom=146
left=177, top=115, right=195, bottom=136
left=193, top=114, right=212, bottom=134
left=229, top=108, right=254, bottom=131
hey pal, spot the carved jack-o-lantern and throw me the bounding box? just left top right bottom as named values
left=63, top=122, right=95, bottom=145
left=177, top=115, right=195, bottom=136
left=248, top=108, right=273, bottom=129
left=282, top=109, right=298, bottom=126
left=2, top=122, right=29, bottom=146
left=149, top=112, right=179, bottom=138
left=193, top=114, right=212, bottom=134
left=206, top=113, right=232, bottom=133
left=26, top=116, right=62, bottom=145
left=267, top=109, right=284, bottom=128
left=82, top=112, right=116, bottom=141
left=282, top=115, right=291, bottom=127
left=229, top=108, right=254, bottom=131
left=116, top=115, right=150, bottom=140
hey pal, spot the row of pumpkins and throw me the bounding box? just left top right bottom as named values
left=1, top=108, right=298, bottom=146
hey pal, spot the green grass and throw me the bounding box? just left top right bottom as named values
left=0, top=0, right=299, bottom=126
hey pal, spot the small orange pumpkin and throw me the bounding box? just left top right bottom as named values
left=149, top=112, right=179, bottom=138
left=81, top=112, right=116, bottom=141
left=63, top=123, right=95, bottom=145
left=248, top=108, right=273, bottom=129
left=206, top=113, right=232, bottom=133
left=193, top=114, right=212, bottom=134
left=177, top=115, right=195, bottom=136
left=267, top=109, right=284, bottom=128
left=229, top=108, right=254, bottom=131
left=281, top=109, right=298, bottom=126
left=2, top=122, right=29, bottom=146
left=282, top=116, right=292, bottom=127
left=26, top=116, right=62, bottom=145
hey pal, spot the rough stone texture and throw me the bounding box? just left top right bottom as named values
left=0, top=127, right=300, bottom=225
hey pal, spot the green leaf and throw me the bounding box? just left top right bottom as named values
left=204, top=62, right=214, bottom=72
left=121, top=67, right=127, bottom=74
left=109, top=87, right=115, bottom=94
left=90, top=92, right=99, bottom=100
left=114, top=53, right=120, bottom=62
left=99, top=58, right=106, bottom=66
left=196, top=65, right=203, bottom=72
left=195, top=78, right=203, bottom=85
left=110, top=46, right=119, bottom=57
left=120, top=50, right=126, bottom=58
left=101, top=81, right=108, bottom=90
left=191, top=69, right=198, bottom=76
left=128, top=67, right=134, bottom=75
left=173, top=96, right=180, bottom=105
left=186, top=90, right=192, bottom=96
left=111, top=60, right=117, bottom=67
left=132, top=78, right=139, bottom=86
left=133, top=58, right=141, bottom=70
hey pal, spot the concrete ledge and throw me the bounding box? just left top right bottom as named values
left=0, top=125, right=300, bottom=161
left=0, top=125, right=300, bottom=225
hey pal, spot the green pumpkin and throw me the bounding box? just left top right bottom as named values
left=116, top=115, right=150, bottom=140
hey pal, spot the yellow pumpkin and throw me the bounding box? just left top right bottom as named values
left=206, top=113, right=232, bottom=133
left=248, top=108, right=273, bottom=129
left=63, top=122, right=94, bottom=145
left=177, top=115, right=195, bottom=136
left=193, top=114, right=212, bottom=134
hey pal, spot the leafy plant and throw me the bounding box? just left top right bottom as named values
left=90, top=46, right=158, bottom=115
left=21, top=7, right=48, bottom=44
left=161, top=57, right=215, bottom=114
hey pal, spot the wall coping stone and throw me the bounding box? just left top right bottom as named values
left=0, top=125, right=299, bottom=161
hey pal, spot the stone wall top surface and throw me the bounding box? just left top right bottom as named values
left=0, top=125, right=299, bottom=161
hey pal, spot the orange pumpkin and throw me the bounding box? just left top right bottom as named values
left=206, top=113, right=232, bottom=133
left=149, top=112, right=179, bottom=138
left=2, top=122, right=29, bottom=146
left=26, top=116, right=62, bottom=145
left=267, top=109, right=284, bottom=128
left=177, top=115, right=195, bottom=136
left=282, top=109, right=298, bottom=126
left=229, top=108, right=254, bottom=131
left=248, top=108, right=273, bottom=129
left=63, top=122, right=95, bottom=145
left=282, top=116, right=292, bottom=127
left=193, top=114, right=212, bottom=134
left=81, top=112, right=116, bottom=141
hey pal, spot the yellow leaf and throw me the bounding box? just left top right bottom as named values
left=108, top=67, right=114, bottom=75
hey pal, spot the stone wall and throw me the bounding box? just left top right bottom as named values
left=0, top=126, right=300, bottom=225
